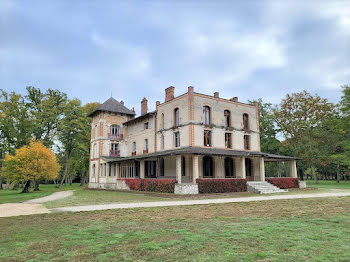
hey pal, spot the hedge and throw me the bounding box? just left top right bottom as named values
left=266, top=177, right=299, bottom=189
left=121, top=178, right=176, bottom=193
left=196, top=178, right=247, bottom=193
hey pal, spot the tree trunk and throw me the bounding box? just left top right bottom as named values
left=336, top=164, right=340, bottom=183
left=21, top=180, right=31, bottom=193
left=5, top=179, right=10, bottom=190
left=58, top=152, right=71, bottom=188
left=0, top=176, right=2, bottom=190
left=80, top=170, right=86, bottom=186
left=34, top=181, right=40, bottom=191
left=12, top=183, right=19, bottom=190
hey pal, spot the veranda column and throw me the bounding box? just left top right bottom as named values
left=239, top=157, right=246, bottom=179
left=289, top=160, right=297, bottom=178
left=176, top=155, right=182, bottom=184
left=192, top=155, right=199, bottom=183
left=106, top=163, right=110, bottom=183
left=259, top=157, right=265, bottom=181
left=140, top=160, right=145, bottom=179
left=116, top=163, right=120, bottom=179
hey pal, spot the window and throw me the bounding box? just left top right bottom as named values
left=181, top=156, right=186, bottom=176
left=110, top=125, right=120, bottom=135
left=132, top=142, right=136, bottom=154
left=243, top=113, right=249, bottom=132
left=244, top=135, right=250, bottom=150
left=174, top=108, right=179, bottom=127
left=225, top=133, right=232, bottom=148
left=108, top=163, right=112, bottom=176
left=111, top=163, right=117, bottom=176
left=161, top=113, right=164, bottom=129
left=204, top=130, right=212, bottom=147
left=161, top=134, right=165, bottom=150
left=203, top=156, right=214, bottom=177
left=144, top=122, right=149, bottom=129
left=224, top=110, right=231, bottom=128
left=95, top=125, right=98, bottom=137
left=93, top=143, right=97, bottom=158
left=225, top=157, right=234, bottom=178
left=144, top=139, right=148, bottom=153
left=174, top=132, right=180, bottom=147
left=111, top=143, right=119, bottom=151
left=100, top=164, right=103, bottom=176
left=160, top=158, right=165, bottom=176
left=145, top=161, right=156, bottom=178
left=245, top=158, right=252, bottom=177
left=203, top=106, right=211, bottom=125
left=92, top=164, right=96, bottom=176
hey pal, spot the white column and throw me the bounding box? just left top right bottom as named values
left=176, top=155, right=182, bottom=184
left=140, top=160, right=145, bottom=179
left=289, top=160, right=297, bottom=178
left=192, top=155, right=199, bottom=183
left=237, top=157, right=246, bottom=179
left=116, top=163, right=120, bottom=179
left=259, top=157, right=265, bottom=181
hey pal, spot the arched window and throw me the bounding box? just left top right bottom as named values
left=161, top=113, right=164, bottom=129
left=174, top=108, right=179, bottom=127
left=132, top=142, right=136, bottom=155
left=144, top=139, right=148, bottom=152
left=244, top=135, right=250, bottom=150
left=243, top=113, right=249, bottom=132
left=203, top=156, right=214, bottom=177
left=224, top=110, right=231, bottom=128
left=225, top=157, right=234, bottom=178
left=245, top=158, right=252, bottom=178
left=203, top=106, right=211, bottom=125
left=160, top=158, right=165, bottom=176
left=161, top=134, right=165, bottom=150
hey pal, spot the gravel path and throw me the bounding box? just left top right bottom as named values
left=51, top=192, right=350, bottom=213
left=0, top=203, right=50, bottom=217
left=24, top=190, right=74, bottom=204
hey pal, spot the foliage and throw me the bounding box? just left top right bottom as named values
left=196, top=178, right=247, bottom=193
left=265, top=178, right=299, bottom=189
left=1, top=140, right=60, bottom=183
left=122, top=178, right=176, bottom=193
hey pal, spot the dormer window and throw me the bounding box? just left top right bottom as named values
left=174, top=108, right=179, bottom=127
left=203, top=106, right=211, bottom=125
left=144, top=122, right=149, bottom=129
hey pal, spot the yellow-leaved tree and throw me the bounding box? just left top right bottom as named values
left=1, top=140, right=60, bottom=193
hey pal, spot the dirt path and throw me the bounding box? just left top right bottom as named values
left=0, top=203, right=50, bottom=217
left=51, top=191, right=350, bottom=213
left=24, top=190, right=74, bottom=204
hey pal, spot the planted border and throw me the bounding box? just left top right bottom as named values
left=266, top=177, right=299, bottom=189
left=121, top=178, right=176, bottom=193
left=196, top=178, right=247, bottom=193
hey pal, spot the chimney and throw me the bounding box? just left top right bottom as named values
left=141, top=97, right=148, bottom=115
left=230, top=97, right=238, bottom=102
left=188, top=86, right=194, bottom=94
left=165, top=86, right=175, bottom=102
left=156, top=101, right=160, bottom=108
left=120, top=100, right=124, bottom=106
left=214, top=92, right=219, bottom=98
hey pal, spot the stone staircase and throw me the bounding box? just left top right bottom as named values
left=247, top=181, right=288, bottom=194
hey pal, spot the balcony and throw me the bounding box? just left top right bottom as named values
left=108, top=133, right=123, bottom=140
left=143, top=149, right=149, bottom=154
left=132, top=151, right=136, bottom=156
left=110, top=150, right=120, bottom=157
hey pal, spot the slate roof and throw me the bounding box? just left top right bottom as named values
left=88, top=97, right=135, bottom=117
left=123, top=111, right=156, bottom=125
left=101, top=146, right=302, bottom=162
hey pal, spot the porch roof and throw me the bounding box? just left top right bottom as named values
left=101, top=146, right=301, bottom=162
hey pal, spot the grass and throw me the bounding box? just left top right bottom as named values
left=0, top=184, right=80, bottom=204
left=306, top=179, right=350, bottom=189
left=1, top=196, right=350, bottom=261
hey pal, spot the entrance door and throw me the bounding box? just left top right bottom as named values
left=245, top=158, right=253, bottom=181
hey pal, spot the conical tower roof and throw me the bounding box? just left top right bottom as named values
left=88, top=97, right=135, bottom=117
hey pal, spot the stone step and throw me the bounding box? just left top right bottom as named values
left=247, top=181, right=288, bottom=194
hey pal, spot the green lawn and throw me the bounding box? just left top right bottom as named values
left=1, top=196, right=350, bottom=261
left=306, top=180, right=350, bottom=189
left=0, top=184, right=80, bottom=204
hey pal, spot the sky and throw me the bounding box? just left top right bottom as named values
left=1, top=0, right=350, bottom=114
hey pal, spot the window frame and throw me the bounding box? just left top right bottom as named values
left=202, top=156, right=214, bottom=177
left=174, top=108, right=180, bottom=127
left=203, top=106, right=211, bottom=125
left=244, top=135, right=250, bottom=150
left=174, top=131, right=180, bottom=147
left=204, top=130, right=212, bottom=147
left=225, top=133, right=232, bottom=149
left=224, top=110, right=231, bottom=128
left=243, top=113, right=249, bottom=132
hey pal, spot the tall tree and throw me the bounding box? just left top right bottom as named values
left=274, top=91, right=335, bottom=183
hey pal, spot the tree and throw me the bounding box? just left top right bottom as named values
left=57, top=99, right=86, bottom=188
left=274, top=91, right=335, bottom=183
left=1, top=141, right=60, bottom=193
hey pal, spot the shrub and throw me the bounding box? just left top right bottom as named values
left=121, top=179, right=176, bottom=193
left=266, top=178, right=299, bottom=189
left=196, top=178, right=247, bottom=193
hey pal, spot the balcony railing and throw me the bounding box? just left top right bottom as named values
left=132, top=151, right=136, bottom=156
left=108, top=133, right=123, bottom=140
left=143, top=149, right=149, bottom=154
left=110, top=150, right=120, bottom=157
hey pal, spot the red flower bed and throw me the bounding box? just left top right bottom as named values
left=121, top=178, right=176, bottom=193
left=265, top=178, right=299, bottom=189
left=196, top=178, right=247, bottom=193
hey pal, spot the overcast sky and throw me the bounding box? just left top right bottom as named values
left=1, top=0, right=349, bottom=114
